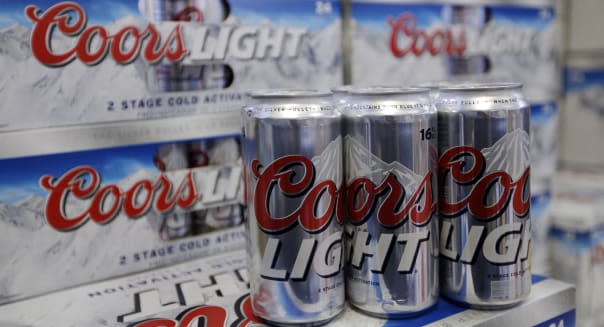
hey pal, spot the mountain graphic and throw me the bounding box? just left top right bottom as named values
left=344, top=135, right=423, bottom=195
left=230, top=19, right=342, bottom=90
left=481, top=128, right=530, bottom=180
left=311, top=136, right=343, bottom=186
left=0, top=196, right=46, bottom=231
left=0, top=168, right=172, bottom=303
left=349, top=16, right=558, bottom=98
left=0, top=17, right=160, bottom=131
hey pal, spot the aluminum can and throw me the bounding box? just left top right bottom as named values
left=140, top=0, right=232, bottom=92
left=139, top=0, right=229, bottom=23
left=187, top=138, right=243, bottom=234
left=342, top=87, right=439, bottom=318
left=437, top=82, right=531, bottom=309
left=442, top=4, right=490, bottom=76
left=153, top=143, right=194, bottom=240
left=241, top=90, right=345, bottom=325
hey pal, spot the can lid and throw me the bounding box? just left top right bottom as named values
left=439, top=82, right=523, bottom=92
left=348, top=86, right=429, bottom=96
left=247, top=89, right=331, bottom=99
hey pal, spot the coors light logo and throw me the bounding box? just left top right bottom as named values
left=387, top=12, right=466, bottom=58
left=39, top=164, right=241, bottom=232
left=249, top=137, right=345, bottom=281
left=345, top=136, right=436, bottom=274
left=386, top=9, right=541, bottom=58
left=25, top=1, right=307, bottom=67
left=129, top=294, right=260, bottom=327
left=439, top=129, right=531, bottom=265
left=129, top=294, right=262, bottom=327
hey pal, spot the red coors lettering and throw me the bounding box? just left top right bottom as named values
left=252, top=155, right=344, bottom=234
left=439, top=145, right=530, bottom=220
left=346, top=170, right=435, bottom=274
left=130, top=294, right=260, bottom=327
left=387, top=12, right=466, bottom=58
left=251, top=155, right=344, bottom=281
left=438, top=145, right=530, bottom=265
left=25, top=2, right=187, bottom=66
left=39, top=166, right=197, bottom=231
left=347, top=171, right=434, bottom=227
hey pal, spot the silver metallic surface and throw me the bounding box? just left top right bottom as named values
left=443, top=4, right=489, bottom=76
left=139, top=0, right=228, bottom=23
left=140, top=0, right=231, bottom=92
left=437, top=83, right=532, bottom=309
left=342, top=87, right=439, bottom=318
left=154, top=144, right=194, bottom=240
left=241, top=90, right=345, bottom=325
left=331, top=86, right=354, bottom=111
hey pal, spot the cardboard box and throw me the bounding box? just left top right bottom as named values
left=564, top=0, right=604, bottom=51
left=560, top=51, right=604, bottom=169
left=0, top=0, right=343, bottom=131
left=0, top=114, right=246, bottom=304
left=548, top=170, right=604, bottom=326
left=0, top=249, right=575, bottom=326
left=0, top=0, right=343, bottom=304
left=345, top=0, right=562, bottom=192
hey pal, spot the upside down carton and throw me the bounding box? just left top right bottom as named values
left=0, top=250, right=575, bottom=327
left=0, top=0, right=343, bottom=304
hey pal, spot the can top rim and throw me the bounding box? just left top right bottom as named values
left=247, top=89, right=332, bottom=99
left=331, top=85, right=355, bottom=94
left=348, top=86, right=430, bottom=95
left=439, top=82, right=523, bottom=92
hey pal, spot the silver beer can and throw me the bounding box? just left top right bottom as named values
left=437, top=82, right=531, bottom=309
left=140, top=0, right=232, bottom=92
left=139, top=0, right=229, bottom=23
left=443, top=4, right=490, bottom=76
left=343, top=87, right=439, bottom=318
left=153, top=143, right=194, bottom=240
left=241, top=90, right=345, bottom=325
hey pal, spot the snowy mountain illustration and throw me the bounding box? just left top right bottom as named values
left=0, top=17, right=151, bottom=131
left=349, top=17, right=558, bottom=98
left=0, top=196, right=45, bottom=231
left=230, top=19, right=342, bottom=90
left=311, top=136, right=343, bottom=186
left=481, top=129, right=530, bottom=180
left=349, top=19, right=448, bottom=86
left=344, top=135, right=423, bottom=194
left=0, top=14, right=341, bottom=131
left=0, top=24, right=30, bottom=61
left=0, top=168, right=167, bottom=303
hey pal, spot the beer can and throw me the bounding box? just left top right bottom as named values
left=186, top=138, right=243, bottom=234
left=153, top=143, right=194, bottom=240
left=140, top=0, right=232, bottom=92
left=442, top=4, right=490, bottom=76
left=437, top=82, right=531, bottom=309
left=241, top=90, right=345, bottom=325
left=343, top=87, right=439, bottom=318
left=139, top=0, right=229, bottom=23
